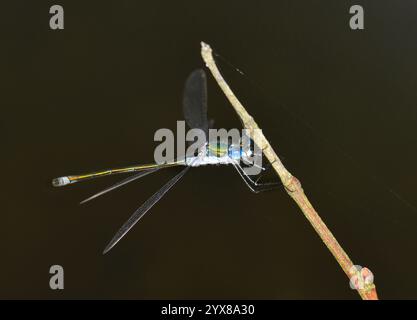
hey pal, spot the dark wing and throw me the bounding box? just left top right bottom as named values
left=182, top=69, right=209, bottom=138
left=102, top=166, right=190, bottom=254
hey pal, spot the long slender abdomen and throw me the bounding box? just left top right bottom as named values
left=52, top=161, right=183, bottom=187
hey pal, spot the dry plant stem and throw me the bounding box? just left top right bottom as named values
left=200, top=42, right=378, bottom=300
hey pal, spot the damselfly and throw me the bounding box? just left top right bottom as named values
left=52, top=69, right=280, bottom=254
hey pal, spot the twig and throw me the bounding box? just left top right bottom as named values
left=200, top=42, right=378, bottom=300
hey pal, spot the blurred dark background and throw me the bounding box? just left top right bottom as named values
left=1, top=1, right=417, bottom=299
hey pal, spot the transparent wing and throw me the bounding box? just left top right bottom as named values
left=80, top=168, right=160, bottom=204
left=102, top=166, right=190, bottom=254
left=183, top=69, right=209, bottom=138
